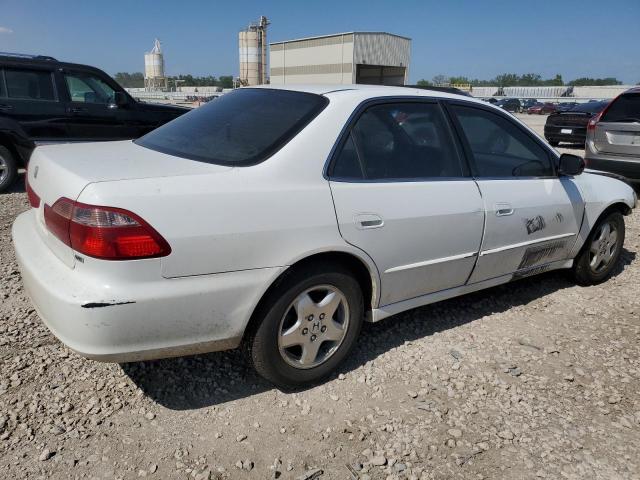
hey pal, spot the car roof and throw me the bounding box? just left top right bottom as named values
left=0, top=52, right=109, bottom=76
left=247, top=84, right=484, bottom=103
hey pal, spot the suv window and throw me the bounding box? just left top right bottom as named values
left=451, top=105, right=553, bottom=178
left=331, top=102, right=462, bottom=180
left=65, top=73, right=116, bottom=104
left=137, top=89, right=327, bottom=166
left=600, top=93, right=640, bottom=122
left=4, top=69, right=56, bottom=101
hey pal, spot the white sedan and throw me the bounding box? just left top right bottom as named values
left=12, top=85, right=637, bottom=388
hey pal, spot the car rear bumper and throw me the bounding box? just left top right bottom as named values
left=12, top=210, right=284, bottom=362
left=544, top=126, right=587, bottom=144
left=585, top=155, right=640, bottom=183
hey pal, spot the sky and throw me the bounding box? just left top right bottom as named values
left=0, top=0, right=639, bottom=84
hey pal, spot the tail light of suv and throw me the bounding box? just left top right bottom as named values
left=44, top=198, right=171, bottom=260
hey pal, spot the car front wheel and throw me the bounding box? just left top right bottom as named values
left=572, top=211, right=625, bottom=285
left=245, top=265, right=364, bottom=389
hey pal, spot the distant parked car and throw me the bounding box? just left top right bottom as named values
left=485, top=98, right=499, bottom=104
left=585, top=87, right=640, bottom=185
left=528, top=102, right=556, bottom=115
left=556, top=102, right=578, bottom=112
left=13, top=85, right=636, bottom=387
left=495, top=98, right=521, bottom=112
left=0, top=52, right=189, bottom=192
left=521, top=99, right=539, bottom=112
left=544, top=101, right=610, bottom=147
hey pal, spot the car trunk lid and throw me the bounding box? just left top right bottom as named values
left=26, top=140, right=230, bottom=268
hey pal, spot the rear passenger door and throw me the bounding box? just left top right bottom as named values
left=328, top=100, right=485, bottom=306
left=447, top=102, right=584, bottom=283
left=0, top=67, right=68, bottom=142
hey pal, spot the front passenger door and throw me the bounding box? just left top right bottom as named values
left=62, top=71, right=132, bottom=140
left=448, top=103, right=584, bottom=283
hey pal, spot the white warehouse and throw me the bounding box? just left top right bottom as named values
left=270, top=32, right=411, bottom=86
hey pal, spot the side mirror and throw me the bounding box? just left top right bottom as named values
left=558, top=153, right=585, bottom=176
left=113, top=91, right=128, bottom=107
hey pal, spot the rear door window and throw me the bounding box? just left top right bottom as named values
left=4, top=69, right=56, bottom=101
left=136, top=88, right=328, bottom=166
left=331, top=102, right=464, bottom=180
left=600, top=93, right=640, bottom=122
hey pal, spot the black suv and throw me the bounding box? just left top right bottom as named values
left=0, top=52, right=189, bottom=192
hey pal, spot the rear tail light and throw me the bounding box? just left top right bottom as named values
left=588, top=97, right=616, bottom=133
left=44, top=198, right=170, bottom=260
left=25, top=170, right=40, bottom=208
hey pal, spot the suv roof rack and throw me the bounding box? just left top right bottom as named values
left=0, top=51, right=57, bottom=61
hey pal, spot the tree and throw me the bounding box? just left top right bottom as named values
left=432, top=74, right=449, bottom=85
left=568, top=77, right=622, bottom=86
left=449, top=76, right=471, bottom=85
left=416, top=79, right=432, bottom=86
left=218, top=76, right=234, bottom=88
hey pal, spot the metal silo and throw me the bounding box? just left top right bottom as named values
left=239, top=16, right=269, bottom=86
left=144, top=39, right=168, bottom=91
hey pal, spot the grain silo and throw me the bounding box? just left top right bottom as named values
left=238, top=16, right=269, bottom=86
left=144, top=39, right=168, bottom=91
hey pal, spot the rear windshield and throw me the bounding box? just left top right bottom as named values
left=136, top=89, right=328, bottom=165
left=600, top=93, right=640, bottom=122
left=570, top=101, right=609, bottom=114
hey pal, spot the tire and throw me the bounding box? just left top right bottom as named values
left=245, top=264, right=364, bottom=389
left=0, top=145, right=18, bottom=193
left=549, top=140, right=559, bottom=147
left=571, top=211, right=625, bottom=285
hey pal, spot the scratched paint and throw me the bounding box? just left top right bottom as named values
left=525, top=215, right=546, bottom=235
left=517, top=240, right=567, bottom=270
left=81, top=301, right=136, bottom=309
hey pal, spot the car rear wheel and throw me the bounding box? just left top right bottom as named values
left=0, top=146, right=18, bottom=193
left=572, top=211, right=625, bottom=285
left=245, top=265, right=363, bottom=389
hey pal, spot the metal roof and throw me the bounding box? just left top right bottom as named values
left=270, top=31, right=411, bottom=46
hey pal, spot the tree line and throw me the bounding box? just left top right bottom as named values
left=417, top=73, right=624, bottom=87
left=114, top=72, right=234, bottom=89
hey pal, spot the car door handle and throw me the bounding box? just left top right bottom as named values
left=0, top=104, right=13, bottom=112
left=69, top=107, right=87, bottom=114
left=355, top=214, right=384, bottom=229
left=495, top=203, right=514, bottom=216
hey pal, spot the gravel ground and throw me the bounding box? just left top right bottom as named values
left=1, top=117, right=639, bottom=480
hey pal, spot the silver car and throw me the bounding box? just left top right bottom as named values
left=585, top=87, right=640, bottom=185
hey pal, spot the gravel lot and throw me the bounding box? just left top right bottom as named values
left=1, top=116, right=639, bottom=480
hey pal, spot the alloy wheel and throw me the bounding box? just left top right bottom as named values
left=589, top=220, right=619, bottom=273
left=277, top=285, right=350, bottom=369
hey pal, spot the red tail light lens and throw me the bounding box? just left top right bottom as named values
left=44, top=199, right=170, bottom=260
left=25, top=172, right=41, bottom=208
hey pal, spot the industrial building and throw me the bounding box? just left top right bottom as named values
left=144, top=39, right=167, bottom=91
left=238, top=16, right=269, bottom=86
left=270, top=32, right=411, bottom=86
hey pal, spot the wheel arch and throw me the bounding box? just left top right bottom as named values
left=571, top=200, right=632, bottom=258
left=241, top=249, right=381, bottom=344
